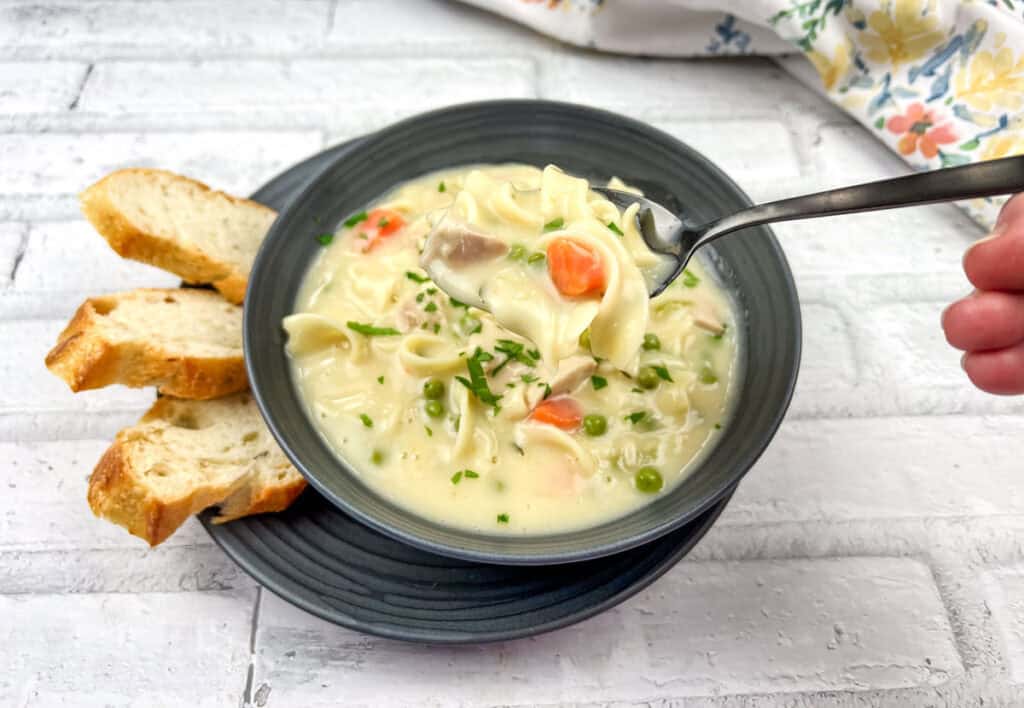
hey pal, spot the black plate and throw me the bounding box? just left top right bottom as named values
left=244, top=101, right=802, bottom=564
left=201, top=141, right=733, bottom=643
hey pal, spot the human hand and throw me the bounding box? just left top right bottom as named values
left=942, top=194, right=1024, bottom=395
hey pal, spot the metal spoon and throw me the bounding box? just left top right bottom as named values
left=595, top=154, right=1024, bottom=297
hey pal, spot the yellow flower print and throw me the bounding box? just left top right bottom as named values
left=953, top=47, right=1024, bottom=113
left=807, top=39, right=853, bottom=91
left=858, top=0, right=946, bottom=68
left=980, top=132, right=1024, bottom=161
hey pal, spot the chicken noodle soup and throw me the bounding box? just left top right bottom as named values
left=284, top=164, right=738, bottom=534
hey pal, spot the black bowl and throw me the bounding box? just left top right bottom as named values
left=245, top=100, right=801, bottom=565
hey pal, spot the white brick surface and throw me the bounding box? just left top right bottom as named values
left=983, top=569, right=1024, bottom=684
left=0, top=1, right=332, bottom=59
left=0, top=61, right=88, bottom=113
left=0, top=590, right=255, bottom=707
left=79, top=58, right=537, bottom=131
left=727, top=416, right=1024, bottom=525
left=254, top=558, right=960, bottom=705
left=3, top=2, right=1021, bottom=706
left=0, top=130, right=323, bottom=220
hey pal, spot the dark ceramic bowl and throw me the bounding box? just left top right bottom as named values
left=245, top=100, right=801, bottom=565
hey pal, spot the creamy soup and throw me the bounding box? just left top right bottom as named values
left=284, top=164, right=738, bottom=534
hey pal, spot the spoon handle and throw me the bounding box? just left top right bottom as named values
left=698, top=154, right=1024, bottom=243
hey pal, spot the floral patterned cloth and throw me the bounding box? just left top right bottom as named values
left=460, top=0, right=1024, bottom=230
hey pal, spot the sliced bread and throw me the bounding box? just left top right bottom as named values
left=79, top=169, right=277, bottom=304
left=46, top=288, right=246, bottom=399
left=88, top=393, right=306, bottom=546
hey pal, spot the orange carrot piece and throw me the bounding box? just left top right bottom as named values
left=546, top=238, right=605, bottom=297
left=529, top=396, right=583, bottom=431
left=358, top=208, right=406, bottom=251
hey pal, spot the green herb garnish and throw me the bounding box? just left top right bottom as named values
left=344, top=211, right=368, bottom=228
left=405, top=271, right=429, bottom=283
left=347, top=321, right=401, bottom=337
left=711, top=323, right=728, bottom=341
left=416, top=293, right=425, bottom=303
left=591, top=375, right=608, bottom=390
left=438, top=181, right=446, bottom=193
left=359, top=413, right=373, bottom=428
left=371, top=449, right=384, bottom=464
left=377, top=376, right=384, bottom=384
left=317, top=233, right=334, bottom=246
left=606, top=221, right=623, bottom=236
left=455, top=349, right=503, bottom=408
left=432, top=322, right=440, bottom=334
left=497, top=513, right=510, bottom=524
left=521, top=373, right=538, bottom=384
left=492, top=339, right=538, bottom=374
left=652, top=364, right=674, bottom=382
left=542, top=383, right=552, bottom=400
left=527, top=252, right=545, bottom=265
left=425, top=425, right=433, bottom=437
left=543, top=217, right=564, bottom=232
left=625, top=411, right=647, bottom=424
left=450, top=297, right=469, bottom=308
left=682, top=269, right=700, bottom=288
left=424, top=301, right=438, bottom=313
left=451, top=470, right=463, bottom=484
left=463, top=469, right=479, bottom=479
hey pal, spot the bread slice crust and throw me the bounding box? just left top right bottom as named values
left=45, top=288, right=247, bottom=400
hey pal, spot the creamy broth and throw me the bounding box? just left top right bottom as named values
left=284, top=164, right=738, bottom=534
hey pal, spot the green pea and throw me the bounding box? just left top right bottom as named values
left=642, top=333, right=661, bottom=351
left=699, top=364, right=718, bottom=385
left=583, top=414, right=607, bottom=437
left=424, top=400, right=444, bottom=418
left=637, top=366, right=661, bottom=389
left=578, top=328, right=591, bottom=350
left=635, top=467, right=664, bottom=493
left=459, top=314, right=482, bottom=335
left=508, top=243, right=527, bottom=261
left=423, top=378, right=445, bottom=399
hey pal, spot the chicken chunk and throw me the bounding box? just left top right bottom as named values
left=420, top=221, right=508, bottom=268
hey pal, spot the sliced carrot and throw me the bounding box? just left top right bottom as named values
left=547, top=238, right=606, bottom=297
left=357, top=208, right=406, bottom=251
left=529, top=396, right=582, bottom=431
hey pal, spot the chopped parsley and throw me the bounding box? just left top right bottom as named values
left=463, top=469, right=479, bottom=479
left=473, top=347, right=494, bottom=363
left=359, top=413, right=373, bottom=428
left=542, top=383, right=552, bottom=400
left=714, top=423, right=722, bottom=430
left=427, top=287, right=437, bottom=295
left=625, top=411, right=647, bottom=425
left=405, top=271, right=429, bottom=283
left=497, top=513, right=510, bottom=524
left=543, top=217, right=564, bottom=232
left=347, top=321, right=401, bottom=337
left=652, top=364, right=674, bottom=382
left=449, top=297, right=469, bottom=308
left=521, top=373, right=538, bottom=384
left=606, top=221, right=623, bottom=236
left=424, top=425, right=433, bottom=437
left=631, top=387, right=644, bottom=393
left=492, top=339, right=538, bottom=374
left=432, top=322, right=441, bottom=334
left=699, top=364, right=719, bottom=384
left=344, top=211, right=368, bottom=228
left=527, top=252, right=546, bottom=265
left=378, top=217, right=390, bottom=228
left=711, top=323, right=728, bottom=341
left=438, top=181, right=446, bottom=193
left=682, top=269, right=700, bottom=288
left=424, top=301, right=438, bottom=313
left=316, top=233, right=334, bottom=246
left=416, top=293, right=425, bottom=303
left=451, top=470, right=463, bottom=484
left=377, top=376, right=384, bottom=384
left=455, top=349, right=503, bottom=409
left=591, top=375, right=608, bottom=390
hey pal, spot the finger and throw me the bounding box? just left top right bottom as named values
left=997, top=193, right=1024, bottom=230
left=942, top=291, right=1024, bottom=351
left=963, top=341, right=1024, bottom=395
left=964, top=209, right=1024, bottom=292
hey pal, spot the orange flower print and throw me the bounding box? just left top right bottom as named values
left=886, top=102, right=957, bottom=159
